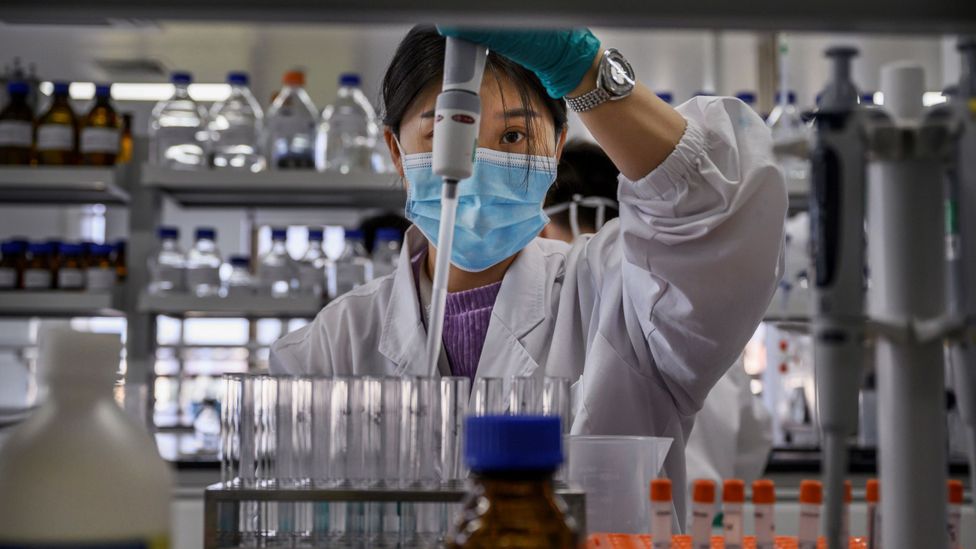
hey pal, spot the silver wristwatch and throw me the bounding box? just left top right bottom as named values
left=565, top=48, right=636, bottom=113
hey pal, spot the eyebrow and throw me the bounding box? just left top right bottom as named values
left=418, top=108, right=540, bottom=119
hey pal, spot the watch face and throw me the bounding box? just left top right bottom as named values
left=601, top=50, right=635, bottom=97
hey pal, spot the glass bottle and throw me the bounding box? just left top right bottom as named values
left=57, top=243, right=85, bottom=291
left=150, top=72, right=208, bottom=170
left=297, top=227, right=327, bottom=298
left=23, top=243, right=54, bottom=291
left=222, top=255, right=254, bottom=298
left=80, top=84, right=121, bottom=166
left=86, top=244, right=116, bottom=292
left=148, top=227, right=186, bottom=295
left=36, top=81, right=78, bottom=166
left=0, top=81, right=34, bottom=165
left=326, top=228, right=372, bottom=299
left=0, top=240, right=28, bottom=290
left=185, top=227, right=222, bottom=297
left=257, top=228, right=299, bottom=298
left=209, top=71, right=264, bottom=172
left=264, top=70, right=318, bottom=170
left=445, top=415, right=578, bottom=549
left=117, top=113, right=133, bottom=164
left=113, top=240, right=127, bottom=282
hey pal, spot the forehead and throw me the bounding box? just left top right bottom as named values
left=404, top=69, right=550, bottom=122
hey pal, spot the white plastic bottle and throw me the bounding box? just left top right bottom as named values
left=148, top=226, right=186, bottom=294
left=315, top=73, right=379, bottom=174
left=327, top=228, right=373, bottom=299
left=257, top=227, right=299, bottom=298
left=0, top=328, right=172, bottom=544
left=298, top=227, right=327, bottom=298
left=209, top=71, right=265, bottom=172
left=265, top=70, right=318, bottom=170
left=185, top=227, right=222, bottom=297
left=689, top=479, right=715, bottom=549
left=752, top=479, right=776, bottom=549
left=222, top=255, right=254, bottom=298
left=150, top=71, right=208, bottom=170
left=798, top=480, right=822, bottom=549
left=722, top=479, right=745, bottom=549
left=650, top=478, right=672, bottom=549
left=371, top=227, right=401, bottom=279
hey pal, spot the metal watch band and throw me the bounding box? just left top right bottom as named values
left=566, top=87, right=612, bottom=113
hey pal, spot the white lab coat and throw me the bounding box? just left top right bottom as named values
left=270, top=96, right=787, bottom=526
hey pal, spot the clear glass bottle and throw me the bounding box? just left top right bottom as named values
left=222, top=255, right=253, bottom=298
left=86, top=244, right=117, bottom=292
left=185, top=227, right=222, bottom=297
left=148, top=226, right=186, bottom=295
left=193, top=397, right=221, bottom=455
left=36, top=81, right=78, bottom=166
left=265, top=70, right=318, bottom=170
left=257, top=228, right=299, bottom=298
left=209, top=71, right=265, bottom=172
left=298, top=227, right=327, bottom=298
left=315, top=73, right=379, bottom=173
left=80, top=84, right=121, bottom=166
left=370, top=227, right=401, bottom=279
left=327, top=228, right=372, bottom=299
left=150, top=72, right=208, bottom=170
left=445, top=415, right=578, bottom=549
left=0, top=81, right=34, bottom=165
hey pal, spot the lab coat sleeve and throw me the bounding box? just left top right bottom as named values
left=617, top=96, right=787, bottom=416
left=269, top=314, right=334, bottom=376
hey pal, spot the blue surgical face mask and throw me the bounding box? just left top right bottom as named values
left=401, top=147, right=557, bottom=272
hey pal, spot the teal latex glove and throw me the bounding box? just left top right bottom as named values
left=437, top=27, right=601, bottom=99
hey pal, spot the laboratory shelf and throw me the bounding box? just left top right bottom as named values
left=0, top=166, right=129, bottom=205
left=0, top=290, right=124, bottom=317
left=138, top=292, right=324, bottom=318
left=141, top=165, right=405, bottom=209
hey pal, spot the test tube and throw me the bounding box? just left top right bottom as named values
left=440, top=376, right=470, bottom=486
left=866, top=479, right=880, bottom=549
left=798, top=480, right=823, bottom=549
left=542, top=376, right=573, bottom=432
left=328, top=378, right=351, bottom=543
left=948, top=479, right=964, bottom=549
left=309, top=377, right=332, bottom=544
left=690, top=479, right=716, bottom=549
left=752, top=479, right=776, bottom=549
left=650, top=478, right=672, bottom=549
left=471, top=377, right=507, bottom=416
left=722, top=479, right=745, bottom=549
left=220, top=374, right=248, bottom=485
left=399, top=377, right=440, bottom=487
left=509, top=376, right=542, bottom=414
left=842, top=480, right=852, bottom=544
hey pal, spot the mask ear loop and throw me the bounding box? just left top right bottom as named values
left=569, top=194, right=582, bottom=238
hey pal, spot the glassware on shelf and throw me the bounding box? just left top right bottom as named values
left=315, top=73, right=379, bottom=174
left=150, top=72, right=208, bottom=170
left=297, top=227, right=327, bottom=299
left=194, top=397, right=221, bottom=455
left=23, top=243, right=54, bottom=290
left=326, top=229, right=372, bottom=300
left=265, top=70, right=318, bottom=170
left=185, top=227, right=222, bottom=297
left=148, top=226, right=186, bottom=295
left=223, top=255, right=254, bottom=298
left=0, top=81, right=34, bottom=165
left=35, top=81, right=78, bottom=166
left=86, top=244, right=116, bottom=292
left=80, top=84, right=121, bottom=166
left=209, top=71, right=265, bottom=172
left=257, top=228, right=299, bottom=298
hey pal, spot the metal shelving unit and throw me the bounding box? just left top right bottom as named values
left=142, top=165, right=404, bottom=209
left=0, top=166, right=129, bottom=205
left=0, top=290, right=124, bottom=317
left=139, top=292, right=323, bottom=318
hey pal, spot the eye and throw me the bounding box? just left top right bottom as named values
left=500, top=130, right=526, bottom=145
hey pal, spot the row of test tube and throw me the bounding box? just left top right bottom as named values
left=218, top=374, right=573, bottom=547
left=645, top=477, right=967, bottom=549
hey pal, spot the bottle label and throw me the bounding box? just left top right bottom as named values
left=86, top=267, right=116, bottom=291
left=185, top=267, right=221, bottom=291
left=57, top=268, right=85, bottom=289
left=0, top=120, right=32, bottom=147
left=0, top=267, right=15, bottom=288
left=23, top=268, right=52, bottom=289
left=0, top=534, right=170, bottom=549
left=81, top=127, right=120, bottom=153
left=37, top=124, right=74, bottom=151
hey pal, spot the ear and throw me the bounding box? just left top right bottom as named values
left=554, top=125, right=569, bottom=163
left=383, top=127, right=405, bottom=180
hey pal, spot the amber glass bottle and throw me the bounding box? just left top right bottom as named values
left=0, top=81, right=34, bottom=165
left=23, top=243, right=55, bottom=291
left=57, top=243, right=85, bottom=291
left=0, top=240, right=28, bottom=290
left=80, top=84, right=120, bottom=166
left=446, top=416, right=578, bottom=549
left=117, top=113, right=133, bottom=164
left=35, top=81, right=78, bottom=165
left=112, top=240, right=127, bottom=281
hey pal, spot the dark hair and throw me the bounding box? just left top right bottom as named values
left=381, top=25, right=568, bottom=155
left=544, top=140, right=620, bottom=232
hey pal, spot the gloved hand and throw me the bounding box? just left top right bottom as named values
left=437, top=27, right=601, bottom=99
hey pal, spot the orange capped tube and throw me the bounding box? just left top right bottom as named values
left=722, top=479, right=745, bottom=549
left=948, top=479, right=963, bottom=549
left=649, top=479, right=672, bottom=549
left=752, top=479, right=775, bottom=549
left=798, top=480, right=822, bottom=549
left=866, top=479, right=881, bottom=549
left=689, top=479, right=715, bottom=549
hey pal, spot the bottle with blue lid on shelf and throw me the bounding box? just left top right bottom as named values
left=327, top=228, right=372, bottom=299
left=0, top=81, right=34, bottom=165
left=148, top=226, right=186, bottom=295
left=257, top=228, right=299, bottom=298
left=185, top=227, right=222, bottom=297
left=209, top=71, right=265, bottom=172
left=151, top=71, right=208, bottom=170
left=315, top=72, right=379, bottom=174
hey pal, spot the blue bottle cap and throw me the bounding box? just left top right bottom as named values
left=735, top=91, right=757, bottom=105
left=114, top=239, right=126, bottom=251
left=271, top=228, right=288, bottom=241
left=227, top=72, right=249, bottom=86
left=7, top=81, right=28, bottom=95
left=46, top=239, right=64, bottom=249
left=375, top=228, right=401, bottom=242
left=465, top=415, right=563, bottom=473
left=52, top=81, right=71, bottom=95
left=339, top=73, right=361, bottom=87
left=28, top=243, right=53, bottom=256
left=307, top=228, right=324, bottom=241
left=229, top=255, right=250, bottom=268
left=171, top=72, right=193, bottom=85
left=195, top=227, right=217, bottom=241
left=775, top=90, right=797, bottom=105
left=90, top=244, right=113, bottom=256
left=59, top=243, right=82, bottom=256
left=94, top=84, right=112, bottom=98
left=860, top=92, right=876, bottom=105
left=655, top=92, right=673, bottom=105
left=344, top=228, right=364, bottom=241
left=158, top=226, right=180, bottom=240
left=1, top=241, right=26, bottom=255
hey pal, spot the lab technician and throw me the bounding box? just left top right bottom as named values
left=271, top=26, right=787, bottom=523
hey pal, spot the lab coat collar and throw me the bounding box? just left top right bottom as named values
left=377, top=225, right=547, bottom=377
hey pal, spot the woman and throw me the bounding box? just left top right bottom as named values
left=271, top=26, right=786, bottom=523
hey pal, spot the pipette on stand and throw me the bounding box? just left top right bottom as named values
left=426, top=37, right=488, bottom=376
